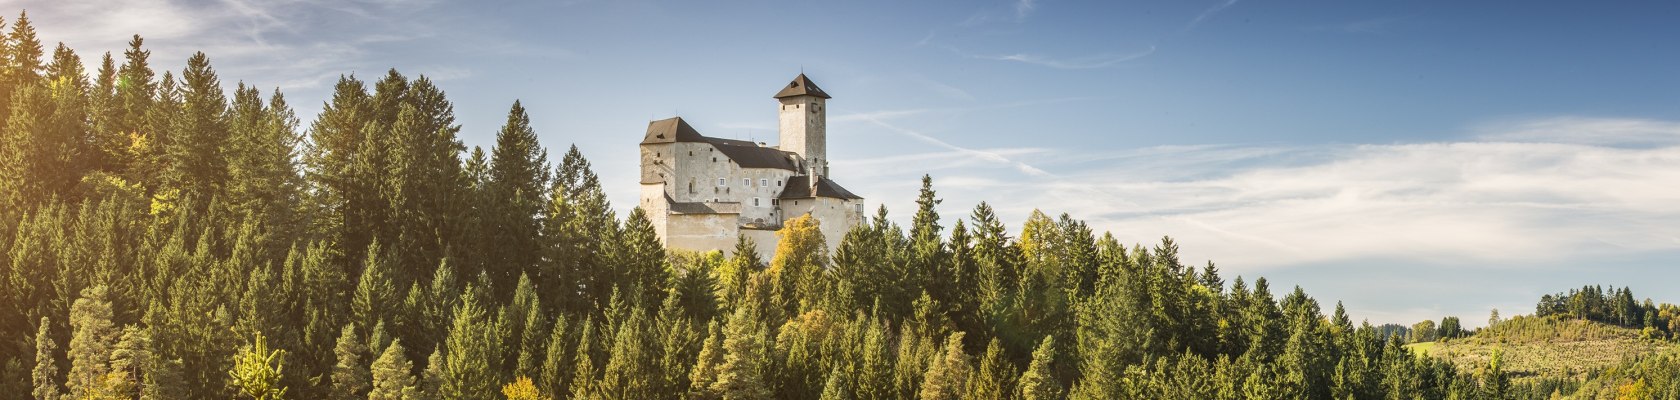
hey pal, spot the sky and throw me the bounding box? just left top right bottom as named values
left=11, top=0, right=1680, bottom=327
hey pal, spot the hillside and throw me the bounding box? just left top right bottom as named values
left=1408, top=315, right=1675, bottom=387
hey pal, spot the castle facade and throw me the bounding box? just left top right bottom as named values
left=638, top=74, right=865, bottom=259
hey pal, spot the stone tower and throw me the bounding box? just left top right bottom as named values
left=775, top=73, right=831, bottom=179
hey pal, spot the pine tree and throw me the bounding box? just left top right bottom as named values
left=920, top=332, right=970, bottom=400
left=819, top=367, right=850, bottom=400
left=964, top=338, right=1016, bottom=400
left=710, top=305, right=770, bottom=400
left=353, top=241, right=398, bottom=335
left=332, top=324, right=371, bottom=400
left=484, top=100, right=549, bottom=289
left=228, top=333, right=288, bottom=400
left=569, top=319, right=600, bottom=400
left=66, top=286, right=120, bottom=399
left=370, top=339, right=418, bottom=400
left=689, top=320, right=724, bottom=400
left=538, top=316, right=572, bottom=398
left=442, top=285, right=506, bottom=400
left=1019, top=336, right=1063, bottom=400
left=617, top=207, right=670, bottom=306
left=420, top=349, right=445, bottom=400
left=33, top=317, right=61, bottom=400
left=0, top=82, right=80, bottom=214
left=166, top=52, right=230, bottom=200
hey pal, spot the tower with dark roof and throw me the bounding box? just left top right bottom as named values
left=636, top=74, right=864, bottom=259
left=776, top=74, right=830, bottom=180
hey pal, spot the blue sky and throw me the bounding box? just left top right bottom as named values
left=16, top=0, right=1680, bottom=326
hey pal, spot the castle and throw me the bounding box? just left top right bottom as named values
left=639, top=74, right=865, bottom=259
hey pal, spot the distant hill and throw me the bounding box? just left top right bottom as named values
left=1407, top=315, right=1674, bottom=388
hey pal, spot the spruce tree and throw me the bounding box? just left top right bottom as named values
left=484, top=100, right=549, bottom=289
left=442, top=286, right=505, bottom=400
left=332, top=324, right=371, bottom=400
left=710, top=306, right=770, bottom=400
left=370, top=339, right=418, bottom=400
left=538, top=315, right=572, bottom=398
left=920, top=332, right=970, bottom=400
left=964, top=338, right=1016, bottom=400
left=32, top=317, right=60, bottom=400
left=66, top=286, right=120, bottom=399
left=167, top=52, right=230, bottom=200
left=1018, top=336, right=1062, bottom=400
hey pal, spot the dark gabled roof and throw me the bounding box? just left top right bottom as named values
left=772, top=74, right=832, bottom=99
left=708, top=139, right=798, bottom=171
left=642, top=117, right=797, bottom=171
left=778, top=176, right=863, bottom=200
left=642, top=117, right=706, bottom=144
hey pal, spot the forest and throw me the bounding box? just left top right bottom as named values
left=2, top=10, right=1678, bottom=400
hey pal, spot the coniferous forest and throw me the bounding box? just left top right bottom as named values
left=3, top=11, right=1679, bottom=400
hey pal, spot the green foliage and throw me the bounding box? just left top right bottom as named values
left=370, top=339, right=419, bottom=400
left=228, top=333, right=288, bottom=400
left=0, top=18, right=1670, bottom=400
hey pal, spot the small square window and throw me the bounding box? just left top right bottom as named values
left=743, top=178, right=751, bottom=186
left=717, top=178, right=726, bottom=186
left=753, top=198, right=760, bottom=206
left=760, top=179, right=769, bottom=186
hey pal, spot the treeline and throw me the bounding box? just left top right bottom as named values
left=1536, top=285, right=1680, bottom=337
left=0, top=10, right=1644, bottom=400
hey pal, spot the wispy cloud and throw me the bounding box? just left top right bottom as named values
left=836, top=109, right=1052, bottom=177
left=1473, top=116, right=1680, bottom=146
left=1182, top=0, right=1242, bottom=33
left=1015, top=0, right=1038, bottom=19
left=846, top=117, right=1680, bottom=276
left=977, top=45, right=1158, bottom=69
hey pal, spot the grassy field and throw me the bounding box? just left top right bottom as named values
left=1405, top=316, right=1674, bottom=385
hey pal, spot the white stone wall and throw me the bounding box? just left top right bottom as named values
left=778, top=97, right=827, bottom=177
left=666, top=213, right=740, bottom=254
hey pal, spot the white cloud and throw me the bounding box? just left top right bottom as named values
left=846, top=117, right=1680, bottom=278
left=1474, top=116, right=1680, bottom=146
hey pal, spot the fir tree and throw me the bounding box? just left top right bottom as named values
left=332, top=324, right=371, bottom=400
left=66, top=286, right=120, bottom=399
left=370, top=339, right=418, bottom=400
left=710, top=306, right=770, bottom=400
left=920, top=332, right=970, bottom=400
left=1019, top=336, right=1063, bottom=400
left=32, top=317, right=61, bottom=400
left=442, top=285, right=506, bottom=400
left=484, top=100, right=549, bottom=289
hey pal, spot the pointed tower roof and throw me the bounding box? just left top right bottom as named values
left=641, top=117, right=706, bottom=144
left=773, top=73, right=832, bottom=99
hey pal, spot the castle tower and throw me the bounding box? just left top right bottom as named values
left=775, top=74, right=831, bottom=179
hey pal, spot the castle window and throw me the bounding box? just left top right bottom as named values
left=712, top=157, right=717, bottom=162
left=743, top=178, right=751, bottom=186
left=717, top=178, right=726, bottom=186
left=777, top=180, right=782, bottom=186
left=760, top=179, right=768, bottom=187
left=753, top=198, right=760, bottom=206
